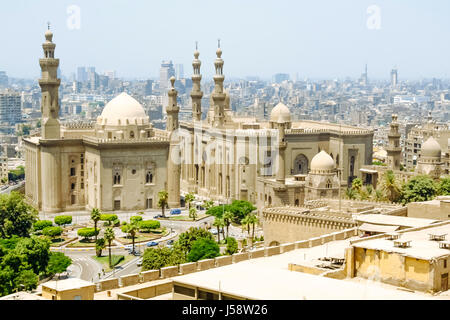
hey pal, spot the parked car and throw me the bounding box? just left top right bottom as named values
left=146, top=241, right=158, bottom=247
left=136, top=258, right=143, bottom=267
left=153, top=214, right=163, bottom=219
left=170, top=208, right=181, bottom=215
left=211, top=229, right=218, bottom=235
left=165, top=240, right=174, bottom=248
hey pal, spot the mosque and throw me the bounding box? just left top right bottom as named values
left=24, top=29, right=374, bottom=214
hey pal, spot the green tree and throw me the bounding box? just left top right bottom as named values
left=212, top=216, right=225, bottom=243
left=0, top=192, right=38, bottom=238
left=401, top=175, right=438, bottom=205
left=130, top=216, right=143, bottom=224
left=225, top=237, right=238, bottom=255
left=141, top=247, right=185, bottom=271
left=121, top=221, right=139, bottom=254
left=104, top=227, right=115, bottom=268
left=185, top=193, right=195, bottom=210
left=175, top=227, right=214, bottom=256
left=42, top=226, right=63, bottom=240
left=189, top=207, right=198, bottom=221
left=46, top=252, right=72, bottom=279
left=54, top=215, right=72, bottom=227
left=247, top=213, right=259, bottom=241
left=90, top=208, right=101, bottom=243
left=241, top=215, right=251, bottom=235
left=77, top=228, right=99, bottom=241
left=139, top=220, right=160, bottom=232
left=438, top=177, right=450, bottom=195
left=187, top=238, right=220, bottom=262
left=203, top=200, right=214, bottom=211
left=158, top=190, right=169, bottom=218
left=95, top=238, right=105, bottom=257
left=351, top=178, right=363, bottom=192
left=380, top=170, right=402, bottom=203
left=345, top=188, right=356, bottom=200
left=223, top=210, right=234, bottom=239
left=33, top=220, right=53, bottom=231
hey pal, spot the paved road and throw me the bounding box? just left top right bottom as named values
left=66, top=251, right=104, bottom=282
left=0, top=180, right=25, bottom=194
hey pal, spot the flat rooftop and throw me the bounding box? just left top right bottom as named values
left=354, top=214, right=439, bottom=228
left=171, top=238, right=445, bottom=300
left=42, top=278, right=96, bottom=291
left=351, top=222, right=450, bottom=260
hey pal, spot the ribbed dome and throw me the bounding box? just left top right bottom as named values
left=310, top=151, right=335, bottom=172
left=270, top=102, right=291, bottom=123
left=421, top=136, right=441, bottom=158
left=98, top=92, right=148, bottom=126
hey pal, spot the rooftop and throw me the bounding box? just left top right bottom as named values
left=351, top=221, right=450, bottom=260
left=354, top=214, right=439, bottom=229
left=42, top=278, right=96, bottom=291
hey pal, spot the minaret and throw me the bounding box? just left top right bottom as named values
left=212, top=40, right=226, bottom=128
left=166, top=76, right=181, bottom=208
left=39, top=24, right=61, bottom=139
left=276, top=122, right=287, bottom=184
left=191, top=42, right=203, bottom=122
left=386, top=114, right=401, bottom=171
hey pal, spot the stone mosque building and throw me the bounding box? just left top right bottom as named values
left=24, top=29, right=374, bottom=214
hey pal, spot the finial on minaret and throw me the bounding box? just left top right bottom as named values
left=170, top=76, right=176, bottom=89
left=45, top=22, right=53, bottom=42
left=47, top=22, right=51, bottom=30
left=218, top=38, right=220, bottom=48
left=195, top=41, right=198, bottom=51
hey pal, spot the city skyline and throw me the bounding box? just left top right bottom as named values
left=1, top=0, right=450, bottom=80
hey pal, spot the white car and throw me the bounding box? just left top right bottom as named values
left=137, top=258, right=143, bottom=267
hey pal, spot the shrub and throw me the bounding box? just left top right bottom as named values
left=225, top=237, right=238, bottom=255
left=110, top=255, right=124, bottom=266
left=77, top=227, right=99, bottom=240
left=112, top=219, right=120, bottom=227
left=130, top=216, right=143, bottom=224
left=100, top=214, right=118, bottom=222
left=187, top=238, right=220, bottom=262
left=33, top=220, right=53, bottom=231
left=139, top=220, right=160, bottom=232
left=54, top=215, right=72, bottom=226
left=42, top=226, right=63, bottom=239
left=142, top=247, right=186, bottom=271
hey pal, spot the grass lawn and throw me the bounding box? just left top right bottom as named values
left=66, top=238, right=96, bottom=247
left=92, top=254, right=135, bottom=273
left=41, top=235, right=77, bottom=247
left=115, top=230, right=170, bottom=245
left=160, top=213, right=209, bottom=221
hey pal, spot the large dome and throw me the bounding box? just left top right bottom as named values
left=421, top=136, right=441, bottom=158
left=310, top=150, right=335, bottom=173
left=97, top=92, right=148, bottom=126
left=270, top=102, right=291, bottom=123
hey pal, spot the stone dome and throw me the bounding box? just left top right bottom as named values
left=270, top=102, right=291, bottom=123
left=310, top=150, right=335, bottom=173
left=97, top=92, right=148, bottom=126
left=421, top=136, right=441, bottom=158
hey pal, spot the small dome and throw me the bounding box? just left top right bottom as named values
left=270, top=102, right=291, bottom=123
left=45, top=29, right=53, bottom=42
left=421, top=136, right=441, bottom=158
left=98, top=92, right=148, bottom=126
left=311, top=151, right=335, bottom=172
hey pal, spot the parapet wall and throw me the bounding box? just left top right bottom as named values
left=95, top=227, right=358, bottom=293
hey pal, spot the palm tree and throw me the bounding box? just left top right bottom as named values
left=213, top=217, right=225, bottom=243
left=185, top=193, right=195, bottom=210
left=122, top=222, right=139, bottom=255
left=203, top=200, right=214, bottom=211
left=345, top=188, right=356, bottom=200
left=104, top=227, right=115, bottom=268
left=158, top=190, right=169, bottom=218
left=374, top=188, right=384, bottom=202
left=351, top=178, right=363, bottom=192
left=380, top=170, right=401, bottom=202
left=189, top=207, right=198, bottom=221
left=223, top=210, right=234, bottom=239
left=91, top=208, right=101, bottom=243
left=247, top=214, right=259, bottom=241
left=241, top=215, right=251, bottom=236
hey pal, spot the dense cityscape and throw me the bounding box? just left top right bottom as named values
left=1, top=1, right=450, bottom=307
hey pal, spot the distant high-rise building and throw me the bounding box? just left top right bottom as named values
left=391, top=68, right=398, bottom=88
left=145, top=80, right=153, bottom=96
left=160, top=60, right=175, bottom=92
left=0, top=71, right=8, bottom=87
left=0, top=90, right=21, bottom=124
left=77, top=67, right=87, bottom=82
left=175, top=64, right=184, bottom=80
left=104, top=70, right=116, bottom=80
left=361, top=64, right=368, bottom=86
left=273, top=73, right=289, bottom=83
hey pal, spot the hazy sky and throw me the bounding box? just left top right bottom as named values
left=1, top=0, right=449, bottom=80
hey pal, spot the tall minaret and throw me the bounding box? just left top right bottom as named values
left=166, top=76, right=181, bottom=208
left=39, top=24, right=61, bottom=139
left=276, top=122, right=287, bottom=184
left=212, top=40, right=226, bottom=128
left=191, top=42, right=203, bottom=122
left=386, top=114, right=401, bottom=171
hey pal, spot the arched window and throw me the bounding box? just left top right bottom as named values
left=114, top=172, right=121, bottom=185
left=295, top=199, right=299, bottom=206
left=268, top=196, right=272, bottom=206
left=293, top=154, right=309, bottom=174
left=326, top=179, right=332, bottom=189
left=350, top=156, right=355, bottom=177
left=130, top=131, right=135, bottom=139
left=146, top=171, right=153, bottom=184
